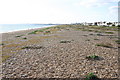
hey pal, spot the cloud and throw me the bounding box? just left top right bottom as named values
left=108, top=6, right=119, bottom=21
left=0, top=0, right=118, bottom=23
left=109, top=6, right=119, bottom=15
left=0, top=0, right=74, bottom=24
left=109, top=6, right=120, bottom=10
left=79, top=0, right=101, bottom=7
left=77, top=0, right=119, bottom=7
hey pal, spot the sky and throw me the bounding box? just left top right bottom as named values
left=0, top=0, right=119, bottom=24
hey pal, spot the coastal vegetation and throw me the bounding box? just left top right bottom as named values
left=85, top=73, right=100, bottom=80
left=85, top=39, right=90, bottom=41
left=115, top=40, right=120, bottom=44
left=0, top=43, right=4, bottom=45
left=89, top=33, right=93, bottom=35
left=96, top=33, right=103, bottom=36
left=96, top=43, right=113, bottom=48
left=27, top=24, right=118, bottom=36
left=28, top=27, right=59, bottom=35
left=28, top=31, right=37, bottom=34
left=94, top=38, right=99, bottom=40
left=2, top=24, right=119, bottom=78
left=60, top=40, right=71, bottom=43
left=83, top=35, right=88, bottom=37
left=105, top=31, right=114, bottom=34
left=86, top=54, right=99, bottom=60
left=2, top=55, right=10, bottom=62
left=21, top=46, right=30, bottom=49
left=23, top=37, right=27, bottom=39
left=15, top=35, right=24, bottom=37
left=44, top=31, right=51, bottom=35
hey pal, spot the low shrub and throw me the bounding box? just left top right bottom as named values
left=60, top=40, right=71, bottom=43
left=21, top=46, right=44, bottom=49
left=85, top=39, right=90, bottom=41
left=115, top=40, right=120, bottom=44
left=105, top=32, right=114, bottom=34
left=23, top=37, right=27, bottom=39
left=85, top=73, right=100, bottom=80
left=96, top=34, right=103, bottom=36
left=2, top=55, right=10, bottom=62
left=21, top=46, right=30, bottom=49
left=37, top=30, right=44, bottom=32
left=86, top=54, right=99, bottom=60
left=15, top=35, right=23, bottom=37
left=89, top=33, right=93, bottom=35
left=45, top=31, right=51, bottom=33
left=0, top=43, right=4, bottom=45
left=96, top=43, right=112, bottom=48
left=94, top=38, right=99, bottom=40
left=28, top=31, right=37, bottom=34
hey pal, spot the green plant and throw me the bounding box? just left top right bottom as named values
left=94, top=38, right=99, bottom=40
left=94, top=30, right=101, bottom=33
left=115, top=40, right=120, bottom=44
left=21, top=46, right=44, bottom=49
left=23, top=37, right=27, bottom=39
left=96, top=33, right=103, bottom=36
left=28, top=31, right=36, bottom=34
left=88, top=29, right=93, bottom=32
left=89, top=33, right=93, bottom=35
left=0, top=43, right=4, bottom=45
left=85, top=73, right=99, bottom=80
left=43, top=31, right=51, bottom=35
left=45, top=31, right=51, bottom=33
left=28, top=30, right=39, bottom=34
left=15, top=36, right=21, bottom=37
left=86, top=54, right=99, bottom=60
left=96, top=43, right=112, bottom=48
left=82, top=29, right=89, bottom=31
left=21, top=46, right=30, bottom=49
left=60, top=40, right=71, bottom=43
left=37, top=29, right=44, bottom=32
left=83, top=35, right=88, bottom=37
left=85, top=39, right=90, bottom=41
left=105, top=32, right=114, bottom=34
left=2, top=55, right=10, bottom=62
left=15, top=35, right=23, bottom=37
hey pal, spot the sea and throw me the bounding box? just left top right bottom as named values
left=0, top=24, right=57, bottom=33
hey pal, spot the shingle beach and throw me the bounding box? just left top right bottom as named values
left=1, top=25, right=119, bottom=79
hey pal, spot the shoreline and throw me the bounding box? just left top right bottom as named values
left=0, top=25, right=57, bottom=34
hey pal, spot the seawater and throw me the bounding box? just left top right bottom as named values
left=0, top=24, right=56, bottom=33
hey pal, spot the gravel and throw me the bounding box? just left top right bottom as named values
left=1, top=27, right=119, bottom=79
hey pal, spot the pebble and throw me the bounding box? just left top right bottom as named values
left=2, top=27, right=119, bottom=78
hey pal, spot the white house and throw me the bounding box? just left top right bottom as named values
left=82, top=21, right=119, bottom=27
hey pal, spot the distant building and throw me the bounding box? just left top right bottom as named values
left=81, top=21, right=119, bottom=27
